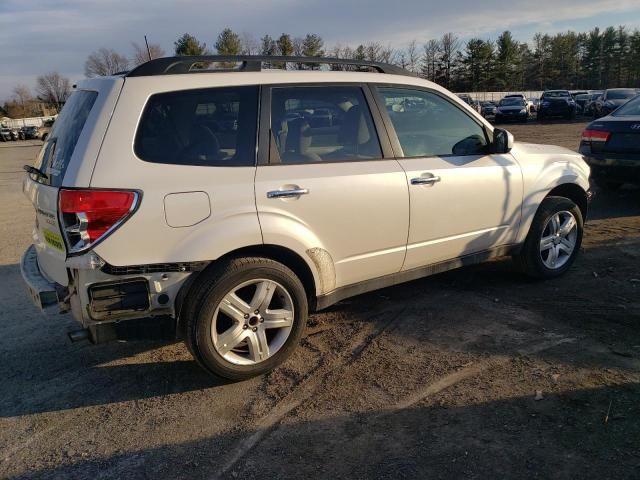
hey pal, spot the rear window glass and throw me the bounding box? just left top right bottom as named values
left=34, top=90, right=98, bottom=186
left=607, top=89, right=637, bottom=100
left=134, top=86, right=258, bottom=166
left=613, top=95, right=640, bottom=116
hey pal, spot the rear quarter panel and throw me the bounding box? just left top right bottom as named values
left=89, top=75, right=262, bottom=267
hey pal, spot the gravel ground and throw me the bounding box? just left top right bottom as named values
left=1, top=124, right=639, bottom=479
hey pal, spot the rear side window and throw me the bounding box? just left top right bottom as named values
left=34, top=90, right=98, bottom=186
left=135, top=86, right=258, bottom=166
left=377, top=87, right=488, bottom=158
left=270, top=86, right=382, bottom=164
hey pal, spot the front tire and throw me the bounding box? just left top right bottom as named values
left=516, top=196, right=583, bottom=279
left=183, top=257, right=308, bottom=380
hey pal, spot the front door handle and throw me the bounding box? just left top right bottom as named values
left=267, top=188, right=309, bottom=199
left=411, top=175, right=441, bottom=185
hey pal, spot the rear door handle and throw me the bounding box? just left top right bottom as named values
left=411, top=175, right=441, bottom=185
left=267, top=188, right=309, bottom=199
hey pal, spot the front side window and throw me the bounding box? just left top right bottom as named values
left=377, top=87, right=488, bottom=158
left=270, top=86, right=382, bottom=164
left=135, top=86, right=258, bottom=166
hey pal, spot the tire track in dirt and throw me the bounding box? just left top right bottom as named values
left=216, top=319, right=578, bottom=479
left=213, top=307, right=407, bottom=478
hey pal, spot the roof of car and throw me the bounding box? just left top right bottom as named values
left=126, top=55, right=413, bottom=78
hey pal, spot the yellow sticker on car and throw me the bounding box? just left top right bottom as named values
left=43, top=229, right=65, bottom=251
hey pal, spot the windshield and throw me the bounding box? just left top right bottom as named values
left=613, top=95, right=640, bottom=116
left=607, top=89, right=637, bottom=100
left=543, top=91, right=570, bottom=99
left=499, top=98, right=524, bottom=106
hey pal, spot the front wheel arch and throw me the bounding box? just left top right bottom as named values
left=545, top=183, right=588, bottom=221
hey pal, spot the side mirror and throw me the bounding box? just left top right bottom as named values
left=493, top=128, right=514, bottom=154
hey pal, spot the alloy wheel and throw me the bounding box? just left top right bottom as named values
left=211, top=279, right=295, bottom=365
left=539, top=210, right=578, bottom=269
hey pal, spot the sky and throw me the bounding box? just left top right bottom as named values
left=1, top=0, right=640, bottom=101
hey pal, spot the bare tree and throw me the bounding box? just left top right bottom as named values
left=421, top=39, right=441, bottom=80
left=240, top=32, right=260, bottom=55
left=440, top=32, right=461, bottom=87
left=379, top=44, right=395, bottom=64
left=11, top=85, right=34, bottom=117
left=364, top=42, right=382, bottom=61
left=131, top=42, right=165, bottom=66
left=407, top=40, right=419, bottom=73
left=85, top=48, right=130, bottom=77
left=35, top=72, right=71, bottom=112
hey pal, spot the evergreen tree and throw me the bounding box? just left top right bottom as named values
left=277, top=34, right=294, bottom=56
left=174, top=33, right=207, bottom=56
left=215, top=28, right=242, bottom=55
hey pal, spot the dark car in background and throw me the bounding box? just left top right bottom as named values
left=579, top=94, right=640, bottom=190
left=0, top=128, right=12, bottom=141
left=456, top=94, right=481, bottom=113
left=591, top=88, right=639, bottom=119
left=20, top=126, right=39, bottom=139
left=575, top=92, right=602, bottom=115
left=480, top=101, right=497, bottom=118
left=495, top=97, right=529, bottom=123
left=537, top=90, right=577, bottom=121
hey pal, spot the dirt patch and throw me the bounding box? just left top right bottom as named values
left=0, top=125, right=638, bottom=479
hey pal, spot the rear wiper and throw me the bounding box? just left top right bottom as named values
left=23, top=165, right=49, bottom=180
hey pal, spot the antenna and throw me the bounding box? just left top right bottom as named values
left=144, top=35, right=152, bottom=61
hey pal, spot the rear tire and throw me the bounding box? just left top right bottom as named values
left=516, top=196, right=583, bottom=279
left=183, top=257, right=308, bottom=381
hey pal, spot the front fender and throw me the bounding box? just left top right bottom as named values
left=515, top=159, right=590, bottom=244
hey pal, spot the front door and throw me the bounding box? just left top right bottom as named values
left=373, top=86, right=523, bottom=270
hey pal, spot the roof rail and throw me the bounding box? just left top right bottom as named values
left=126, top=55, right=412, bottom=77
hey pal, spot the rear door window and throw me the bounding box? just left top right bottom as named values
left=135, top=86, right=259, bottom=166
left=33, top=90, right=98, bottom=186
left=269, top=86, right=382, bottom=164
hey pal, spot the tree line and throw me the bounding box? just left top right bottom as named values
left=165, top=26, right=640, bottom=91
left=2, top=73, right=71, bottom=119
left=3, top=25, right=639, bottom=119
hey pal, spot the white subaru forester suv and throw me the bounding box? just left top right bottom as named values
left=21, top=56, right=591, bottom=380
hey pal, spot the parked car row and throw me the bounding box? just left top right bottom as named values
left=482, top=88, right=640, bottom=123
left=0, top=124, right=51, bottom=141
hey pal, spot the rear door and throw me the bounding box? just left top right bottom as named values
left=254, top=84, right=409, bottom=289
left=372, top=85, right=523, bottom=270
left=23, top=81, right=121, bottom=285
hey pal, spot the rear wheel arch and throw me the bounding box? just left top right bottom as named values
left=175, top=244, right=318, bottom=338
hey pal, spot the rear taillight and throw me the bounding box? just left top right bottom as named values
left=59, top=189, right=139, bottom=255
left=582, top=129, right=610, bottom=143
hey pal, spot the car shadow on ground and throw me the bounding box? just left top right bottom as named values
left=587, top=185, right=640, bottom=221
left=10, top=382, right=640, bottom=480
